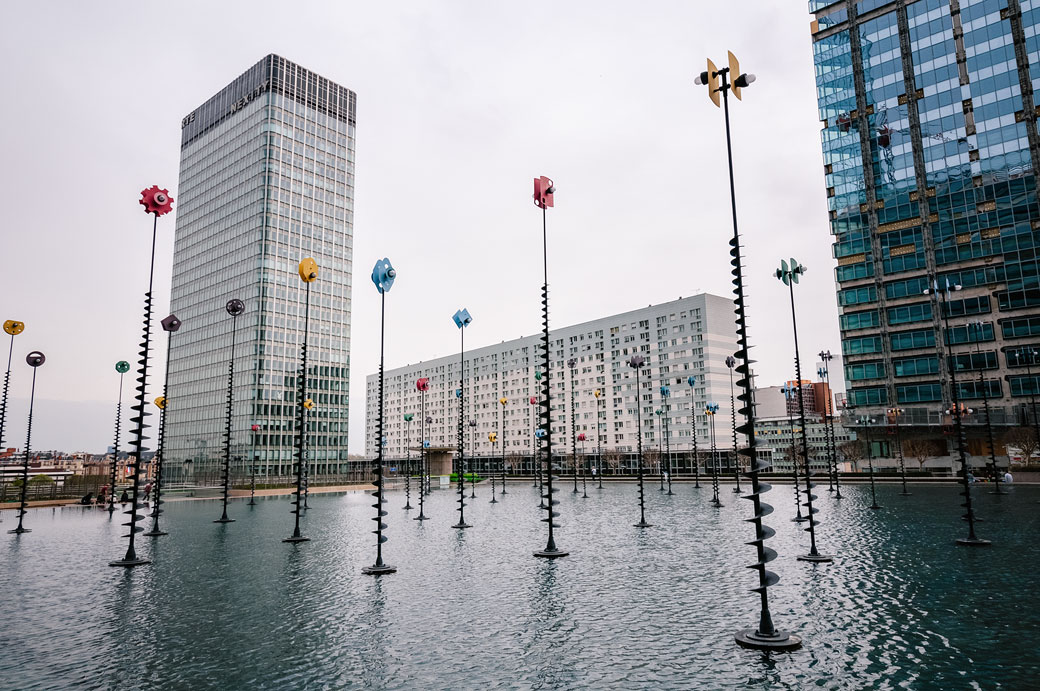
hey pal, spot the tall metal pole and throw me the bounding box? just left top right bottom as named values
left=568, top=358, right=579, bottom=493
left=0, top=321, right=24, bottom=492
left=695, top=58, right=798, bottom=649
left=726, top=357, right=741, bottom=493
left=146, top=314, right=180, bottom=536
left=9, top=352, right=43, bottom=535
left=595, top=390, right=604, bottom=489
left=688, top=376, right=701, bottom=489
left=860, top=417, right=881, bottom=510
left=108, top=365, right=128, bottom=515
left=414, top=384, right=429, bottom=522
left=781, top=384, right=805, bottom=522
left=631, top=356, right=651, bottom=527
left=888, top=407, right=910, bottom=496
left=533, top=177, right=566, bottom=558
left=662, top=389, right=673, bottom=496
left=285, top=258, right=317, bottom=544
left=968, top=321, right=1003, bottom=495
left=499, top=396, right=507, bottom=495
left=217, top=300, right=243, bottom=524
left=403, top=414, right=413, bottom=510
left=452, top=308, right=472, bottom=530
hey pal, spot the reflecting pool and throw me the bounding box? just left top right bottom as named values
left=1, top=482, right=1038, bottom=689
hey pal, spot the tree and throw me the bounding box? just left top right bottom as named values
left=505, top=452, right=525, bottom=474
left=838, top=440, right=865, bottom=472
left=645, top=449, right=660, bottom=474
left=901, top=438, right=933, bottom=471
left=1003, top=427, right=1039, bottom=466
left=604, top=449, right=622, bottom=475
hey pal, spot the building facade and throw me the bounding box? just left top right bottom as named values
left=811, top=0, right=1040, bottom=448
left=754, top=383, right=855, bottom=472
left=165, top=55, right=356, bottom=481
left=365, top=294, right=741, bottom=461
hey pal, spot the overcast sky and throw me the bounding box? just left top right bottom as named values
left=0, top=1, right=842, bottom=455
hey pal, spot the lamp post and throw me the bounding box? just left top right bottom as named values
left=887, top=407, right=910, bottom=496
left=363, top=257, right=397, bottom=575
left=403, top=413, right=414, bottom=510
left=284, top=257, right=318, bottom=544
left=452, top=308, right=473, bottom=530
left=695, top=51, right=797, bottom=650
left=629, top=355, right=651, bottom=528
left=924, top=277, right=989, bottom=545
left=725, top=356, right=742, bottom=494
left=857, top=416, right=881, bottom=510
left=414, top=378, right=430, bottom=521
left=9, top=351, right=44, bottom=535
left=775, top=258, right=830, bottom=562
left=145, top=313, right=180, bottom=536
left=705, top=402, right=722, bottom=506
left=499, top=396, right=508, bottom=495
left=1008, top=348, right=1040, bottom=446
left=780, top=382, right=806, bottom=522
left=108, top=361, right=130, bottom=515
left=967, top=320, right=1003, bottom=494
left=216, top=298, right=245, bottom=524
left=110, top=186, right=173, bottom=567
left=568, top=357, right=579, bottom=493
left=687, top=375, right=701, bottom=489
left=0, top=320, right=25, bottom=487
left=594, top=389, right=604, bottom=489
left=661, top=385, right=673, bottom=496
left=817, top=352, right=841, bottom=496
left=532, top=176, right=566, bottom=558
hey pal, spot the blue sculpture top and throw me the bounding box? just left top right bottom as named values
left=780, top=382, right=798, bottom=400
left=371, top=258, right=396, bottom=294
left=705, top=402, right=719, bottom=414
left=817, top=367, right=827, bottom=379
left=660, top=385, right=670, bottom=397
left=456, top=388, right=463, bottom=398
left=453, top=308, right=472, bottom=329
left=535, top=428, right=546, bottom=439
left=687, top=375, right=696, bottom=387
left=423, top=440, right=431, bottom=448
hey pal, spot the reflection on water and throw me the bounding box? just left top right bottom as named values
left=0, top=484, right=1038, bottom=689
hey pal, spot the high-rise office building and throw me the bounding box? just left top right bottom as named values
left=364, top=295, right=740, bottom=460
left=811, top=0, right=1040, bottom=456
left=165, top=55, right=356, bottom=481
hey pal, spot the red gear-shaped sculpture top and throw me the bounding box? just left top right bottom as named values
left=140, top=185, right=174, bottom=216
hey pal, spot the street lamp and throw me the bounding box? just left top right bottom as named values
left=857, top=416, right=881, bottom=510
left=216, top=298, right=245, bottom=524
left=284, top=257, right=318, bottom=545
left=967, top=320, right=1003, bottom=494
left=629, top=355, right=651, bottom=528
left=687, top=375, right=702, bottom=489
left=110, top=185, right=174, bottom=567
left=725, top=356, right=742, bottom=494
left=694, top=52, right=798, bottom=649
left=817, top=350, right=842, bottom=497
left=363, top=257, right=398, bottom=576
left=923, top=278, right=989, bottom=545
left=532, top=176, right=567, bottom=558
left=452, top=308, right=473, bottom=530
left=887, top=407, right=910, bottom=496
left=108, top=361, right=130, bottom=515
left=705, top=402, right=722, bottom=506
left=775, top=258, right=830, bottom=563
left=9, top=351, right=44, bottom=535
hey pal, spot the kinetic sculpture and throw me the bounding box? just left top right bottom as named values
left=594, top=389, right=604, bottom=489
left=452, top=308, right=473, bottom=529
left=468, top=418, right=478, bottom=498
left=285, top=258, right=318, bottom=544
left=780, top=382, right=806, bottom=522
left=108, top=360, right=130, bottom=515
left=488, top=431, right=499, bottom=502
left=403, top=413, right=414, bottom=510
left=364, top=257, right=397, bottom=575
left=705, top=402, right=722, bottom=507
left=415, top=378, right=430, bottom=521
left=111, top=185, right=173, bottom=567
left=577, top=433, right=588, bottom=498
left=776, top=259, right=831, bottom=563
left=660, top=385, right=673, bottom=495
left=532, top=176, right=566, bottom=557
left=145, top=314, right=181, bottom=536
left=9, top=351, right=44, bottom=534
left=817, top=351, right=842, bottom=496
left=498, top=396, right=508, bottom=495
left=724, top=357, right=742, bottom=494
left=629, top=355, right=651, bottom=528
left=695, top=54, right=798, bottom=648
left=216, top=299, right=245, bottom=524
left=567, top=357, right=579, bottom=493
left=248, top=423, right=260, bottom=507
left=688, top=376, right=702, bottom=489
left=887, top=407, right=910, bottom=496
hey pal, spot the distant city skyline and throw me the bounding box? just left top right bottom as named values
left=1, top=2, right=841, bottom=454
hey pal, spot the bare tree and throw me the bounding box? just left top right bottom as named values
left=901, top=438, right=933, bottom=471
left=645, top=449, right=660, bottom=474
left=505, top=452, right=525, bottom=474
left=604, top=449, right=622, bottom=475
left=1003, top=427, right=1039, bottom=466
left=838, top=440, right=865, bottom=472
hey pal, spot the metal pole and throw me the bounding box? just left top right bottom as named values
left=9, top=361, right=39, bottom=534
left=363, top=290, right=395, bottom=574
left=284, top=278, right=312, bottom=544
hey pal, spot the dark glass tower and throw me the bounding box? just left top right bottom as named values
left=811, top=0, right=1040, bottom=456
left=166, top=55, right=356, bottom=483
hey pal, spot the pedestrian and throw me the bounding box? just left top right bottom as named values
left=1003, top=469, right=1014, bottom=484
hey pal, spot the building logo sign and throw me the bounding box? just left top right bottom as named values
left=181, top=80, right=270, bottom=129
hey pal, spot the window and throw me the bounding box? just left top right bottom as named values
left=840, top=310, right=881, bottom=331
left=896, top=382, right=943, bottom=403
left=891, top=329, right=936, bottom=351
left=1001, top=316, right=1040, bottom=339
left=845, top=361, right=886, bottom=381
left=945, top=322, right=994, bottom=344
left=956, top=379, right=1002, bottom=399
left=843, top=335, right=883, bottom=355
left=887, top=302, right=932, bottom=325
left=839, top=285, right=877, bottom=306
left=949, top=351, right=998, bottom=372
left=945, top=295, right=990, bottom=318
left=1009, top=375, right=1040, bottom=396
left=848, top=387, right=887, bottom=406
left=893, top=356, right=939, bottom=377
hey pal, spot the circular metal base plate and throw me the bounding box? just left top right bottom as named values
left=362, top=564, right=397, bottom=575
left=7, top=528, right=31, bottom=534
left=735, top=628, right=802, bottom=651
left=214, top=518, right=236, bottom=523
left=413, top=515, right=428, bottom=521
left=108, top=558, right=151, bottom=568
left=956, top=537, right=992, bottom=546
left=533, top=549, right=569, bottom=558
left=634, top=521, right=653, bottom=528
left=283, top=536, right=311, bottom=543
left=143, top=530, right=167, bottom=537
left=797, top=553, right=834, bottom=563
left=452, top=522, right=472, bottom=529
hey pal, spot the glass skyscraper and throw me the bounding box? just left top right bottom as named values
left=811, top=1, right=1040, bottom=456
left=165, top=54, right=355, bottom=482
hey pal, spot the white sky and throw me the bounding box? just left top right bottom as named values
left=0, top=1, right=844, bottom=455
